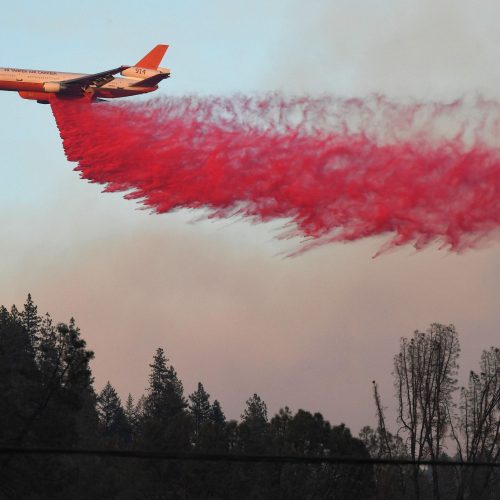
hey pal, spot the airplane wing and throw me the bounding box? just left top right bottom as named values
left=60, top=65, right=130, bottom=93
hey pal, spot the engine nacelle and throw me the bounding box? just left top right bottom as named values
left=43, top=82, right=67, bottom=93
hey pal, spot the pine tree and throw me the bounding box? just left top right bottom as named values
left=189, top=382, right=212, bottom=445
left=125, top=393, right=135, bottom=420
left=124, top=393, right=136, bottom=429
left=56, top=319, right=98, bottom=447
left=144, top=348, right=186, bottom=420
left=0, top=306, right=44, bottom=497
left=97, top=382, right=130, bottom=445
left=0, top=305, right=8, bottom=322
left=135, top=395, right=146, bottom=421
left=239, top=393, right=270, bottom=454
left=241, top=393, right=268, bottom=423
left=10, top=304, right=21, bottom=323
left=36, top=313, right=59, bottom=384
left=141, top=348, right=190, bottom=451
left=59, top=319, right=94, bottom=396
left=197, top=399, right=228, bottom=452
left=0, top=306, right=40, bottom=445
left=98, top=382, right=121, bottom=428
left=21, top=294, right=41, bottom=346
left=270, top=406, right=293, bottom=453
left=211, top=400, right=226, bottom=427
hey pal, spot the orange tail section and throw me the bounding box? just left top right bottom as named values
left=136, top=44, right=169, bottom=69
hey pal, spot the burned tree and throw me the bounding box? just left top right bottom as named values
left=393, top=323, right=460, bottom=500
left=450, top=347, right=500, bottom=500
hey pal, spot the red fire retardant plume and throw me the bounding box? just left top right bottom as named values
left=50, top=94, right=500, bottom=255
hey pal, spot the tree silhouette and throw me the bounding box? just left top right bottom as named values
left=97, top=381, right=130, bottom=445
left=1, top=298, right=498, bottom=499
left=189, top=382, right=212, bottom=446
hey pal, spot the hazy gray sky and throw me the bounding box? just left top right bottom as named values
left=1, top=0, right=500, bottom=432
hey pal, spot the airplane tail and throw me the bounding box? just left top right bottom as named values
left=136, top=45, right=169, bottom=69
left=121, top=44, right=171, bottom=85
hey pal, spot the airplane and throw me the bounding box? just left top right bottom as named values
left=0, top=44, right=170, bottom=104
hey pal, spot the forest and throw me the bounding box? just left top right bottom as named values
left=0, top=295, right=498, bottom=499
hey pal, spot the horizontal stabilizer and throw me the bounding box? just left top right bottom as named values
left=129, top=73, right=170, bottom=88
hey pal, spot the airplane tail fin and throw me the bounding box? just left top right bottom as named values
left=121, top=44, right=171, bottom=83
left=136, top=44, right=169, bottom=69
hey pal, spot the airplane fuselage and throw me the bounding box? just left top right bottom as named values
left=0, top=67, right=158, bottom=102
left=0, top=44, right=171, bottom=103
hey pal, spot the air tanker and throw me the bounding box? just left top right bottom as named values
left=0, top=45, right=170, bottom=104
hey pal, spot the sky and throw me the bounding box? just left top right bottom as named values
left=1, top=0, right=500, bottom=433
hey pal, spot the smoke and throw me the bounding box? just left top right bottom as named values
left=50, top=94, right=500, bottom=255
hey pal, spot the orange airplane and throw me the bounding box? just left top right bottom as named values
left=0, top=45, right=170, bottom=104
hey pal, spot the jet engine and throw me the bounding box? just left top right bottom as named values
left=43, top=82, right=67, bottom=93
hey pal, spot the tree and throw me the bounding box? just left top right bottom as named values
left=186, top=396, right=230, bottom=499
left=270, top=406, right=293, bottom=453
left=124, top=393, right=135, bottom=422
left=36, top=313, right=58, bottom=383
left=57, top=319, right=98, bottom=446
left=0, top=305, right=42, bottom=498
left=451, top=347, right=500, bottom=499
left=326, top=423, right=375, bottom=500
left=97, top=382, right=130, bottom=445
left=21, top=293, right=41, bottom=346
left=211, top=400, right=226, bottom=426
left=205, top=399, right=228, bottom=448
left=139, top=348, right=192, bottom=498
left=361, top=382, right=408, bottom=500
left=189, top=382, right=212, bottom=446
left=124, top=393, right=142, bottom=441
left=26, top=317, right=98, bottom=450
left=239, top=393, right=270, bottom=454
left=144, top=348, right=186, bottom=420
left=193, top=399, right=228, bottom=453
left=270, top=408, right=374, bottom=500
left=393, top=324, right=460, bottom=500
left=286, top=409, right=330, bottom=456
left=0, top=302, right=100, bottom=498
left=0, top=305, right=40, bottom=442
left=141, top=347, right=190, bottom=451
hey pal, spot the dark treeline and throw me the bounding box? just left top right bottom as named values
left=0, top=296, right=498, bottom=500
